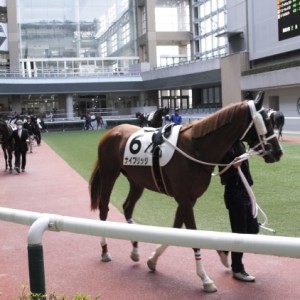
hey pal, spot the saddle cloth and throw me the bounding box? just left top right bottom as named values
left=123, top=125, right=182, bottom=167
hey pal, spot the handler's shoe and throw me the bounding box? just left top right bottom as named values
left=233, top=271, right=255, bottom=282
left=217, top=250, right=229, bottom=268
left=15, top=167, right=20, bottom=173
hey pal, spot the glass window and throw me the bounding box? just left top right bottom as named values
left=208, top=87, right=214, bottom=103
left=141, top=6, right=147, bottom=34
left=194, top=7, right=198, bottom=19
left=202, top=88, right=208, bottom=104
left=192, top=0, right=227, bottom=59
left=155, top=0, right=190, bottom=32
left=110, top=33, right=117, bottom=53
left=122, top=23, right=130, bottom=45
left=214, top=86, right=221, bottom=103
left=17, top=0, right=137, bottom=59
left=101, top=42, right=107, bottom=57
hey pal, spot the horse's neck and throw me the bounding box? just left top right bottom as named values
left=193, top=112, right=250, bottom=164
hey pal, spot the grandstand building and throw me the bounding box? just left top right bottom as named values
left=0, top=0, right=299, bottom=130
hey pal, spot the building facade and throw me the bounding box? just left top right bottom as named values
left=0, top=0, right=299, bottom=129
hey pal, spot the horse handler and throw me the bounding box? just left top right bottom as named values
left=12, top=119, right=29, bottom=173
left=217, top=140, right=259, bottom=282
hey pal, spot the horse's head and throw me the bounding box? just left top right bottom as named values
left=241, top=91, right=283, bottom=163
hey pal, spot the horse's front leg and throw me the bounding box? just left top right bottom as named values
left=194, top=249, right=217, bottom=293
left=8, top=151, right=13, bottom=172
left=176, top=203, right=217, bottom=293
left=3, top=149, right=8, bottom=171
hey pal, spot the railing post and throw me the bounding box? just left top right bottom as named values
left=27, top=244, right=46, bottom=297
left=27, top=216, right=50, bottom=298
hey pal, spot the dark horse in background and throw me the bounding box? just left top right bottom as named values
left=268, top=109, right=285, bottom=140
left=136, top=107, right=169, bottom=128
left=0, top=120, right=14, bottom=172
left=90, top=91, right=282, bottom=293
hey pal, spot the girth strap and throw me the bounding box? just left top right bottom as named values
left=151, top=145, right=169, bottom=195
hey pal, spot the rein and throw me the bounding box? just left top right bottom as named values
left=161, top=101, right=276, bottom=233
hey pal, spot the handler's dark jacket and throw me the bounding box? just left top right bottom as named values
left=219, top=141, right=253, bottom=189
left=12, top=128, right=29, bottom=152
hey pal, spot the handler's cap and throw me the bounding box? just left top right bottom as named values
left=175, top=108, right=179, bottom=111
left=16, top=119, right=23, bottom=125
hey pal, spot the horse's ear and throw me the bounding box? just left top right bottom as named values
left=254, top=90, right=264, bottom=110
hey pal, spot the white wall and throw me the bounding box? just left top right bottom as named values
left=265, top=87, right=300, bottom=117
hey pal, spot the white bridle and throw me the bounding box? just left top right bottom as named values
left=240, top=100, right=277, bottom=158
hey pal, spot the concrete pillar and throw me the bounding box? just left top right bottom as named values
left=220, top=52, right=250, bottom=107
left=66, top=94, right=74, bottom=119
left=145, top=0, right=157, bottom=67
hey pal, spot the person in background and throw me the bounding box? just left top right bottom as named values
left=170, top=108, right=182, bottom=125
left=217, top=140, right=259, bottom=282
left=96, top=114, right=104, bottom=129
left=23, top=117, right=35, bottom=153
left=85, top=112, right=94, bottom=130
left=12, top=119, right=29, bottom=173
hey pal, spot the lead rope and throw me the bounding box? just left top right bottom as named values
left=231, top=156, right=276, bottom=233
left=161, top=134, right=276, bottom=234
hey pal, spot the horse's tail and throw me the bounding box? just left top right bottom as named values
left=89, top=159, right=102, bottom=211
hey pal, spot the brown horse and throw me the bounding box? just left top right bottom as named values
left=90, top=91, right=282, bottom=293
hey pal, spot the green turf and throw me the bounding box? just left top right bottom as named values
left=42, top=130, right=300, bottom=237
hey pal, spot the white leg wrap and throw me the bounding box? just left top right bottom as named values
left=100, top=237, right=107, bottom=247
left=194, top=250, right=217, bottom=293
left=130, top=246, right=140, bottom=262
left=100, top=237, right=112, bottom=262
left=127, top=219, right=140, bottom=262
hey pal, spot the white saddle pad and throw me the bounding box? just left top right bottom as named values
left=123, top=125, right=182, bottom=167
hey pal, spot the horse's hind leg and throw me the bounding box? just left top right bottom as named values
left=147, top=244, right=168, bottom=271
left=122, top=179, right=144, bottom=262
left=147, top=206, right=184, bottom=271
left=98, top=169, right=120, bottom=262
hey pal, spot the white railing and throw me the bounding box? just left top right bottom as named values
left=1, top=207, right=300, bottom=295
left=1, top=207, right=300, bottom=257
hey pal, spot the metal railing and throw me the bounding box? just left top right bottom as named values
left=1, top=207, right=300, bottom=296
left=0, top=67, right=141, bottom=79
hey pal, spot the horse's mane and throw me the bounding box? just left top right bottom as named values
left=181, top=101, right=248, bottom=139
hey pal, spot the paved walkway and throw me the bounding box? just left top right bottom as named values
left=0, top=137, right=300, bottom=299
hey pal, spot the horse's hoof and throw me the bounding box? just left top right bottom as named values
left=130, top=251, right=140, bottom=262
left=147, top=259, right=156, bottom=271
left=101, top=252, right=112, bottom=262
left=203, top=282, right=217, bottom=293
